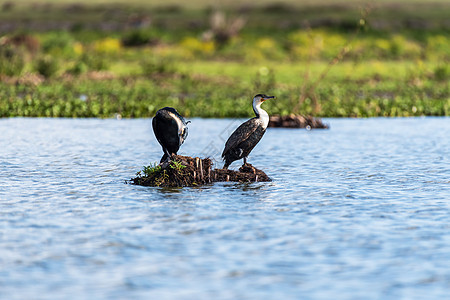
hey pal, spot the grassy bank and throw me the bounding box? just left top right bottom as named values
left=0, top=1, right=448, bottom=118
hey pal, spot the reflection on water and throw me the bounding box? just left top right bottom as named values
left=0, top=117, right=449, bottom=300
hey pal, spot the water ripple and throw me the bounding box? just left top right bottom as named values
left=0, top=117, right=449, bottom=299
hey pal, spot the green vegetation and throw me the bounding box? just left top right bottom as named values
left=0, top=0, right=448, bottom=118
left=169, top=160, right=186, bottom=172
left=135, top=163, right=170, bottom=187
left=137, top=163, right=161, bottom=177
left=132, top=156, right=213, bottom=187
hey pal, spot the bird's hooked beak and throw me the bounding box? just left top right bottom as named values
left=262, top=95, right=275, bottom=102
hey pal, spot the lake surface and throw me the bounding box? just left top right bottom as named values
left=0, top=117, right=449, bottom=299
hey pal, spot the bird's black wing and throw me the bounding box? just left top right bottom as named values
left=152, top=116, right=165, bottom=147
left=161, top=107, right=189, bottom=146
left=222, top=118, right=260, bottom=158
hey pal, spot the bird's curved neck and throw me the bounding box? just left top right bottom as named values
left=253, top=100, right=269, bottom=128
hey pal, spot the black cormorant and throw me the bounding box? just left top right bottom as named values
left=222, top=94, right=275, bottom=169
left=152, top=107, right=189, bottom=163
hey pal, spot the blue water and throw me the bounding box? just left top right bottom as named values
left=0, top=117, right=449, bottom=299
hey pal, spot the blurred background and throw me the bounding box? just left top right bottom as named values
left=1, top=3, right=449, bottom=299
left=0, top=0, right=448, bottom=118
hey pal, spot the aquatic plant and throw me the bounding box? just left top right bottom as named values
left=153, top=170, right=169, bottom=187
left=132, top=156, right=213, bottom=187
left=434, top=65, right=449, bottom=81
left=141, top=57, right=176, bottom=75
left=169, top=160, right=186, bottom=172
left=0, top=1, right=448, bottom=118
left=141, top=163, right=162, bottom=177
left=80, top=53, right=109, bottom=71
left=121, top=30, right=155, bottom=47
left=34, top=55, right=59, bottom=78
left=41, top=32, right=76, bottom=58
left=0, top=45, right=25, bottom=76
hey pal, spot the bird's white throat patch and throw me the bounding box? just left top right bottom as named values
left=259, top=109, right=269, bottom=128
left=253, top=101, right=270, bottom=128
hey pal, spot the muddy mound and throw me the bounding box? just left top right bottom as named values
left=269, top=114, right=329, bottom=129
left=214, top=163, right=271, bottom=183
left=129, top=155, right=271, bottom=187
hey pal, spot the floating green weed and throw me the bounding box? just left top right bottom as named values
left=153, top=170, right=169, bottom=187
left=138, top=163, right=161, bottom=177
left=169, top=160, right=186, bottom=172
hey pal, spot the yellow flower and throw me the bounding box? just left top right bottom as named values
left=374, top=39, right=390, bottom=51
left=73, top=42, right=84, bottom=55
left=180, top=37, right=215, bottom=56
left=93, top=38, right=121, bottom=53
left=256, top=38, right=276, bottom=49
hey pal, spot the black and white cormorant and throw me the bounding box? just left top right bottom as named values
left=152, top=107, right=189, bottom=163
left=222, top=94, right=275, bottom=169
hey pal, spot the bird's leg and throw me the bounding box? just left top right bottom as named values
left=160, top=160, right=170, bottom=169
left=159, top=151, right=171, bottom=168
left=161, top=152, right=178, bottom=169
left=243, top=157, right=247, bottom=165
left=160, top=153, right=169, bottom=164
